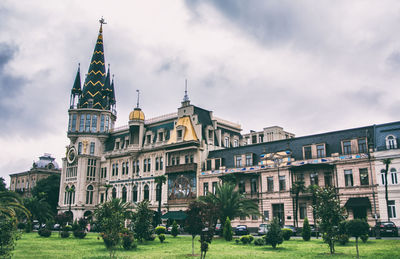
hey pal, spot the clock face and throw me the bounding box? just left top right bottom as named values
left=67, top=147, right=77, bottom=164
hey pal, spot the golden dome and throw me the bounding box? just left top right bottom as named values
left=129, top=108, right=145, bottom=121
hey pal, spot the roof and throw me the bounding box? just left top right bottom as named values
left=161, top=211, right=187, bottom=220
left=345, top=197, right=371, bottom=208
left=33, top=153, right=60, bottom=169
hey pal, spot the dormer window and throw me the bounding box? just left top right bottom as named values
left=177, top=129, right=183, bottom=140
left=233, top=139, right=239, bottom=147
left=88, top=99, right=93, bottom=108
left=386, top=135, right=397, bottom=149
left=147, top=134, right=152, bottom=144
left=343, top=140, right=352, bottom=155
left=158, top=132, right=164, bottom=142
left=224, top=137, right=230, bottom=148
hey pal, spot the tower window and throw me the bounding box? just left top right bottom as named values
left=71, top=114, right=77, bottom=132
left=100, top=115, right=105, bottom=132
left=91, top=115, right=97, bottom=132
left=79, top=114, right=85, bottom=132
left=90, top=142, right=95, bottom=155
left=85, top=114, right=91, bottom=132
left=86, top=185, right=94, bottom=204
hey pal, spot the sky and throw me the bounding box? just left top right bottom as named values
left=1, top=0, right=400, bottom=186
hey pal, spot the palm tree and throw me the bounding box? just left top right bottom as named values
left=154, top=175, right=166, bottom=225
left=383, top=158, right=392, bottom=221
left=199, top=182, right=259, bottom=225
left=23, top=196, right=53, bottom=226
left=0, top=191, right=31, bottom=219
left=103, top=184, right=113, bottom=201
left=291, top=180, right=305, bottom=228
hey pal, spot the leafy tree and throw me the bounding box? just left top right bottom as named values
left=171, top=220, right=179, bottom=237
left=0, top=177, right=7, bottom=192
left=313, top=187, right=345, bottom=254
left=186, top=200, right=206, bottom=256
left=382, top=158, right=392, bottom=221
left=223, top=217, right=233, bottom=241
left=291, top=180, right=305, bottom=228
left=23, top=196, right=53, bottom=225
left=199, top=183, right=259, bottom=226
left=0, top=191, right=30, bottom=219
left=264, top=217, right=283, bottom=249
left=302, top=217, right=311, bottom=241
left=346, top=219, right=370, bottom=259
left=94, top=198, right=131, bottom=258
left=31, top=174, right=60, bottom=214
left=132, top=200, right=154, bottom=242
left=0, top=217, right=19, bottom=258
left=154, top=175, right=166, bottom=225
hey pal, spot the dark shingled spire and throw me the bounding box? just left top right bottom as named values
left=102, top=64, right=112, bottom=108
left=79, top=19, right=107, bottom=109
left=71, top=64, right=81, bottom=94
left=110, top=74, right=116, bottom=105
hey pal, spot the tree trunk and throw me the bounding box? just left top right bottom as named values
left=385, top=164, right=390, bottom=221
left=292, top=197, right=296, bottom=227
left=295, top=193, right=299, bottom=228
left=192, top=236, right=195, bottom=256
left=356, top=237, right=359, bottom=259
left=157, top=186, right=162, bottom=225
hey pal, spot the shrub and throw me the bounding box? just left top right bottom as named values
left=63, top=225, right=72, bottom=232
left=254, top=238, right=265, bottom=246
left=223, top=217, right=233, bottom=241
left=122, top=231, right=135, bottom=250
left=25, top=221, right=32, bottom=233
left=0, top=218, right=18, bottom=258
left=38, top=228, right=51, bottom=237
left=73, top=229, right=87, bottom=239
left=78, top=218, right=88, bottom=230
left=171, top=220, right=179, bottom=237
left=282, top=229, right=292, bottom=241
left=101, top=232, right=120, bottom=250
left=360, top=234, right=369, bottom=243
left=302, top=218, right=311, bottom=241
left=145, top=234, right=156, bottom=241
left=240, top=235, right=254, bottom=244
left=235, top=238, right=240, bottom=244
left=337, top=234, right=349, bottom=245
left=60, top=231, right=70, bottom=238
left=71, top=220, right=79, bottom=232
left=158, top=234, right=166, bottom=243
left=248, top=235, right=254, bottom=243
left=17, top=222, right=25, bottom=230
left=264, top=218, right=283, bottom=249
left=155, top=226, right=166, bottom=235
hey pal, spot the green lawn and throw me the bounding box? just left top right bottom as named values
left=12, top=232, right=400, bottom=259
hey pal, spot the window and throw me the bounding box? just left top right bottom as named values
left=185, top=155, right=189, bottom=164
left=158, top=132, right=164, bottom=142
left=304, top=146, right=312, bottom=160
left=233, top=139, right=239, bottom=147
left=388, top=200, right=397, bottom=218
left=267, top=177, right=274, bottom=192
left=155, top=157, right=159, bottom=170
left=132, top=186, right=138, bottom=202
left=100, top=193, right=104, bottom=203
left=122, top=187, right=127, bottom=203
left=100, top=115, right=105, bottom=132
left=143, top=159, right=147, bottom=172
left=310, top=173, right=318, bottom=186
left=215, top=159, right=220, bottom=170
left=381, top=169, right=386, bottom=185
left=296, top=173, right=304, bottom=182
left=71, top=114, right=77, bottom=132
left=235, top=156, right=242, bottom=167
left=86, top=185, right=94, bottom=204
left=391, top=168, right=398, bottom=184
left=245, top=154, right=253, bottom=166
left=259, top=134, right=264, bottom=143
left=386, top=135, right=397, bottom=149
left=143, top=185, right=149, bottom=200
left=91, top=115, right=97, bottom=132
left=122, top=162, right=125, bottom=175
left=86, top=159, right=96, bottom=181
left=279, top=176, right=286, bottom=191
left=148, top=158, right=151, bottom=171
left=208, top=129, right=213, bottom=139
left=358, top=139, right=367, bottom=153
left=190, top=155, right=194, bottom=164
left=239, top=180, right=245, bottom=193
left=78, top=142, right=82, bottom=155
left=299, top=203, right=307, bottom=219
left=203, top=182, right=209, bottom=195
left=344, top=169, right=353, bottom=187
left=90, top=142, right=95, bottom=155
left=343, top=141, right=352, bottom=155
left=79, top=114, right=85, bottom=132
left=156, top=184, right=161, bottom=202
left=359, top=168, right=369, bottom=185
left=115, top=141, right=120, bottom=150
left=112, top=164, right=116, bottom=176
left=105, top=116, right=109, bottom=132
left=251, top=178, right=257, bottom=194
left=101, top=167, right=107, bottom=178
left=85, top=114, right=91, bottom=132
left=317, top=144, right=325, bottom=158
left=160, top=157, right=163, bottom=170
left=147, top=135, right=152, bottom=144
left=324, top=172, right=332, bottom=187
left=206, top=159, right=211, bottom=170
left=112, top=187, right=116, bottom=199
left=224, top=137, right=230, bottom=148
left=264, top=210, right=269, bottom=221
left=212, top=182, right=217, bottom=194
left=177, top=130, right=183, bottom=140
left=115, top=163, right=118, bottom=176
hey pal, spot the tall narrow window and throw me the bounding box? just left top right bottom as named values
left=279, top=176, right=286, bottom=191
left=388, top=200, right=397, bottom=218
left=78, top=142, right=82, bottom=155
left=239, top=180, right=245, bottom=193
left=91, top=115, right=97, bottom=132
left=387, top=135, right=397, bottom=149
left=224, top=137, right=230, bottom=148
left=155, top=157, right=159, bottom=170
left=136, top=160, right=140, bottom=175
left=235, top=156, right=242, bottom=167
left=203, top=182, right=209, bottom=195
left=358, top=139, right=367, bottom=153
left=100, top=115, right=105, bottom=132
left=79, top=114, right=85, bottom=132
left=317, top=144, right=325, bottom=158
left=344, top=169, right=353, bottom=187
left=190, top=154, right=194, bottom=163
left=381, top=169, right=386, bottom=185
left=343, top=141, right=352, bottom=155
left=251, top=178, right=257, bottom=194
left=359, top=168, right=369, bottom=185
left=148, top=158, right=151, bottom=172
left=71, top=114, right=77, bottom=132
left=267, top=177, right=274, bottom=192
left=310, top=173, right=319, bottom=186
left=90, top=142, right=95, bottom=155
left=324, top=172, right=332, bottom=187
left=246, top=154, right=253, bottom=166
left=122, top=186, right=127, bottom=203
left=304, top=146, right=312, bottom=160
left=115, top=163, right=119, bottom=176
left=299, top=203, right=307, bottom=219
left=86, top=185, right=94, bottom=204
left=391, top=168, right=398, bottom=184
left=143, top=159, right=147, bottom=172
left=112, top=187, right=116, bottom=199
left=132, top=186, right=138, bottom=202
left=85, top=114, right=91, bottom=132
left=143, top=185, right=149, bottom=200
left=156, top=184, right=161, bottom=202
left=212, top=182, right=217, bottom=194
left=160, top=157, right=163, bottom=170
left=185, top=155, right=189, bottom=164
left=105, top=116, right=109, bottom=132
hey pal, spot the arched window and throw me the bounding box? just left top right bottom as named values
left=65, top=185, right=75, bottom=205
left=391, top=168, right=398, bottom=185
left=381, top=169, right=386, bottom=185
left=122, top=186, right=127, bottom=203
left=86, top=185, right=94, bottom=204
left=156, top=184, right=161, bottom=202
left=112, top=187, right=117, bottom=199
left=132, top=185, right=138, bottom=202
left=386, top=135, right=397, bottom=149
left=144, top=185, right=149, bottom=200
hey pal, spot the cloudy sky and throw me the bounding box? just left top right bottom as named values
left=1, top=0, right=400, bottom=186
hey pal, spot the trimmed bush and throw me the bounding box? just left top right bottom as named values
left=235, top=238, right=240, bottom=244
left=240, top=235, right=254, bottom=244
left=282, top=229, right=292, bottom=241
left=73, top=229, right=87, bottom=239
left=122, top=231, right=135, bottom=250
left=337, top=234, right=349, bottom=245
left=63, top=225, right=72, bottom=232
left=158, top=234, right=166, bottom=243
left=264, top=218, right=283, bottom=249
left=223, top=217, right=233, bottom=241
left=254, top=238, right=265, bottom=246
left=101, top=232, right=120, bottom=251
left=302, top=218, right=311, bottom=241
left=155, top=226, right=166, bottom=235
left=25, top=221, right=32, bottom=233
left=38, top=228, right=51, bottom=237
left=171, top=221, right=179, bottom=237
left=60, top=231, right=70, bottom=238
left=360, top=234, right=369, bottom=243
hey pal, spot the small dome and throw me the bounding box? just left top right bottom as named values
left=33, top=153, right=60, bottom=170
left=129, top=107, right=145, bottom=121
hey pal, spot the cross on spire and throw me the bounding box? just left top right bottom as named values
left=136, top=89, right=140, bottom=108
left=99, top=16, right=107, bottom=33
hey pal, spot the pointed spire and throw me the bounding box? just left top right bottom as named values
left=136, top=90, right=140, bottom=108
left=182, top=79, right=190, bottom=107
left=71, top=63, right=81, bottom=94
left=110, top=74, right=116, bottom=105
left=80, top=18, right=107, bottom=109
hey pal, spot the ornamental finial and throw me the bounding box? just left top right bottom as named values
left=99, top=17, right=107, bottom=33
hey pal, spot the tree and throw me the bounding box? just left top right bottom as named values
left=186, top=201, right=206, bottom=256
left=31, top=174, right=60, bottom=214
left=346, top=219, right=369, bottom=259
left=264, top=217, right=283, bottom=249
left=23, top=196, right=53, bottom=225
left=154, top=175, right=166, bottom=226
left=223, top=217, right=233, bottom=241
left=291, top=180, right=305, bottom=228
left=199, top=183, right=259, bottom=226
left=132, top=200, right=154, bottom=242
left=313, top=187, right=345, bottom=254
left=302, top=217, right=311, bottom=241
left=0, top=191, right=30, bottom=219
left=0, top=177, right=7, bottom=192
left=94, top=198, right=131, bottom=258
left=382, top=158, right=392, bottom=221
left=171, top=220, right=179, bottom=237
left=0, top=217, right=18, bottom=258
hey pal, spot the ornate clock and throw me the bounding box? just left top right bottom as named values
left=67, top=146, right=77, bottom=164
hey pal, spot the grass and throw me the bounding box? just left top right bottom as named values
left=12, top=232, right=400, bottom=259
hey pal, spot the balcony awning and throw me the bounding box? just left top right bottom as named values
left=344, top=197, right=371, bottom=208
left=161, top=211, right=187, bottom=220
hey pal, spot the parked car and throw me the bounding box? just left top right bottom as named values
left=283, top=225, right=297, bottom=236
left=215, top=223, right=222, bottom=235
left=258, top=224, right=268, bottom=236
left=53, top=224, right=61, bottom=230
left=167, top=224, right=183, bottom=234
left=235, top=225, right=249, bottom=236
left=373, top=221, right=398, bottom=237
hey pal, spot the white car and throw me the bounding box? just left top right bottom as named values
left=258, top=224, right=268, bottom=236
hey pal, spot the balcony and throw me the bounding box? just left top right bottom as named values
left=166, top=163, right=197, bottom=174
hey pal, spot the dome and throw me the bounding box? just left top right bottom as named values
left=33, top=153, right=60, bottom=170
left=129, top=107, right=145, bottom=121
